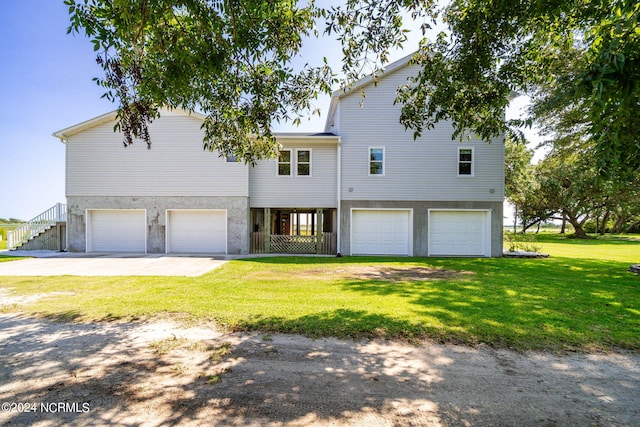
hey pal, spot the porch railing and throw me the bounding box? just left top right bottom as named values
left=250, top=232, right=336, bottom=255
left=7, top=203, right=66, bottom=250
left=270, top=234, right=317, bottom=254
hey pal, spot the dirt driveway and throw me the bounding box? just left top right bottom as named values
left=1, top=313, right=638, bottom=426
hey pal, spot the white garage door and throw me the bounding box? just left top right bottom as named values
left=87, top=209, right=146, bottom=253
left=351, top=209, right=412, bottom=255
left=429, top=210, right=490, bottom=257
left=167, top=210, right=227, bottom=254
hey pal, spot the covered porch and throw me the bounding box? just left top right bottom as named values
left=250, top=208, right=337, bottom=255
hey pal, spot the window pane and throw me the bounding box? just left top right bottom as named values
left=297, top=150, right=310, bottom=163
left=370, top=148, right=383, bottom=161
left=279, top=151, right=291, bottom=162
left=298, top=164, right=310, bottom=176
left=278, top=163, right=291, bottom=176
left=459, top=149, right=472, bottom=162
left=370, top=161, right=383, bottom=175
left=226, top=155, right=238, bottom=163
left=459, top=163, right=472, bottom=175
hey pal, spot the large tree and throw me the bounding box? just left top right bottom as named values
left=504, top=138, right=536, bottom=232
left=66, top=0, right=334, bottom=163
left=534, top=148, right=611, bottom=238
left=67, top=0, right=640, bottom=176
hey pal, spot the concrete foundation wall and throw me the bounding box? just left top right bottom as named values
left=340, top=200, right=503, bottom=257
left=66, top=196, right=249, bottom=254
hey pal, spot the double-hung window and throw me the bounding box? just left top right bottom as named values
left=297, top=150, right=311, bottom=176
left=277, top=149, right=311, bottom=176
left=369, top=147, right=384, bottom=176
left=278, top=150, right=291, bottom=176
left=458, top=147, right=474, bottom=176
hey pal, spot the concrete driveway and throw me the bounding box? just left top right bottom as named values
left=0, top=251, right=228, bottom=277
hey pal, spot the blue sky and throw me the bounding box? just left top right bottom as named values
left=0, top=1, right=532, bottom=220
left=0, top=1, right=334, bottom=220
left=1, top=1, right=110, bottom=220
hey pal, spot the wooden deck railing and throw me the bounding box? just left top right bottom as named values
left=7, top=203, right=66, bottom=250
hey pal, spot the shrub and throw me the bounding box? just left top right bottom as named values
left=504, top=232, right=543, bottom=253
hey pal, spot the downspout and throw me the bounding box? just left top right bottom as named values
left=336, top=138, right=342, bottom=255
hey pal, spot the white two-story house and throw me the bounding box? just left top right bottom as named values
left=53, top=54, right=504, bottom=257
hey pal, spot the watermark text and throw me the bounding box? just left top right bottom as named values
left=2, top=402, right=90, bottom=413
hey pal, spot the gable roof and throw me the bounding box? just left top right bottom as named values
left=53, top=107, right=338, bottom=145
left=52, top=108, right=206, bottom=142
left=324, top=52, right=416, bottom=132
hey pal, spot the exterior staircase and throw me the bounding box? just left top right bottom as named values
left=7, top=203, right=67, bottom=251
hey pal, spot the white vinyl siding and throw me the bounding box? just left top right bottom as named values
left=65, top=112, right=249, bottom=197
left=337, top=64, right=504, bottom=202
left=351, top=209, right=412, bottom=255
left=428, top=210, right=491, bottom=257
left=250, top=142, right=337, bottom=208
left=87, top=209, right=146, bottom=253
left=166, top=210, right=227, bottom=254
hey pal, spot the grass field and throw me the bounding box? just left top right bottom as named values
left=0, top=233, right=638, bottom=352
left=0, top=223, right=22, bottom=251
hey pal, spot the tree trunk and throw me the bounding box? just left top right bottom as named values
left=565, top=211, right=588, bottom=238
left=522, top=219, right=541, bottom=233
left=573, top=224, right=588, bottom=238
left=560, top=214, right=567, bottom=234
left=613, top=215, right=626, bottom=234
left=625, top=220, right=640, bottom=234
left=600, top=211, right=610, bottom=235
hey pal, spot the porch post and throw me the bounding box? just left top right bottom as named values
left=315, top=208, right=323, bottom=254
left=264, top=208, right=271, bottom=253
left=311, top=214, right=315, bottom=236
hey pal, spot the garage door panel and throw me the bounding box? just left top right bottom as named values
left=429, top=210, right=489, bottom=257
left=168, top=210, right=227, bottom=254
left=88, top=210, right=146, bottom=252
left=352, top=210, right=411, bottom=255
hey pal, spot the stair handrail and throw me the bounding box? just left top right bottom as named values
left=7, top=203, right=66, bottom=250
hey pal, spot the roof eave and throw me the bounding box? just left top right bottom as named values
left=273, top=133, right=340, bottom=145
left=323, top=96, right=340, bottom=133
left=330, top=52, right=416, bottom=99
left=52, top=107, right=208, bottom=143
left=52, top=110, right=118, bottom=142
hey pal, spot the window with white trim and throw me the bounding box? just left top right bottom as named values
left=369, top=147, right=384, bottom=176
left=297, top=149, right=311, bottom=176
left=278, top=150, right=291, bottom=176
left=458, top=147, right=474, bottom=176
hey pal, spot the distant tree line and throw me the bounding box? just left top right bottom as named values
left=0, top=218, right=24, bottom=224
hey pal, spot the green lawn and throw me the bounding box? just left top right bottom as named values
left=0, top=224, right=22, bottom=251
left=0, top=233, right=638, bottom=352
